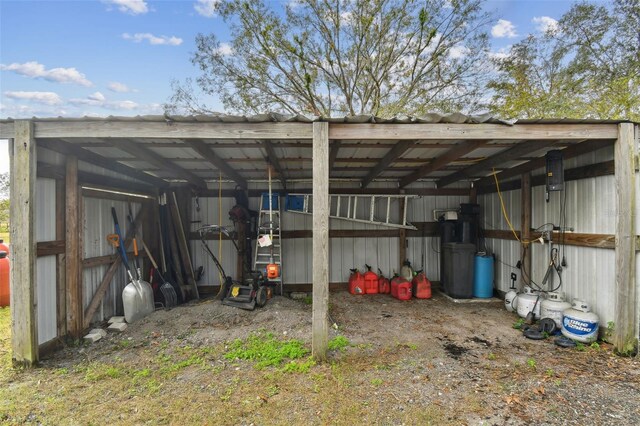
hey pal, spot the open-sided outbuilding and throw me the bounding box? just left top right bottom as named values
left=1, top=114, right=638, bottom=365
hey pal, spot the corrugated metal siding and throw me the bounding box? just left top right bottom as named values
left=35, top=178, right=57, bottom=344
left=82, top=197, right=142, bottom=323
left=479, top=146, right=621, bottom=327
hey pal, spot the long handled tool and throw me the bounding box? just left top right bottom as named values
left=127, top=204, right=156, bottom=314
left=111, top=207, right=153, bottom=323
left=141, top=239, right=177, bottom=308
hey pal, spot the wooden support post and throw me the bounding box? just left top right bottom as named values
left=10, top=121, right=38, bottom=366
left=312, top=122, right=329, bottom=361
left=469, top=186, right=477, bottom=205
left=613, top=123, right=637, bottom=355
left=399, top=197, right=407, bottom=270
left=521, top=173, right=532, bottom=286
left=65, top=155, right=82, bottom=338
left=55, top=178, right=67, bottom=338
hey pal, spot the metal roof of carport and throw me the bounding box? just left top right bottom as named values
left=0, top=113, right=624, bottom=191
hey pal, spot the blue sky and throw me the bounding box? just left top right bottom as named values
left=0, top=0, right=600, bottom=173
left=0, top=0, right=592, bottom=121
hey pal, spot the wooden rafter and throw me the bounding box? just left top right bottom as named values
left=184, top=139, right=248, bottom=188
left=105, top=138, right=207, bottom=189
left=38, top=138, right=168, bottom=188
left=473, top=139, right=614, bottom=189
left=436, top=140, right=558, bottom=188
left=399, top=140, right=488, bottom=188
left=262, top=140, right=286, bottom=189
left=361, top=140, right=417, bottom=188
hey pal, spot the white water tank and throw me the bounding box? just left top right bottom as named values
left=540, top=292, right=572, bottom=328
left=561, top=299, right=600, bottom=343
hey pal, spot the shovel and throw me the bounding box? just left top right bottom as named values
left=525, top=293, right=542, bottom=325
left=127, top=204, right=156, bottom=314
left=141, top=239, right=177, bottom=309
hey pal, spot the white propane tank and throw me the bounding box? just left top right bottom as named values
left=561, top=299, right=600, bottom=343
left=516, top=287, right=543, bottom=319
left=504, top=289, right=518, bottom=313
left=540, top=292, right=572, bottom=328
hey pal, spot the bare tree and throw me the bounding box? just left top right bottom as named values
left=168, top=0, right=492, bottom=117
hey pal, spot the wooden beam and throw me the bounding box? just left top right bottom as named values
left=196, top=187, right=469, bottom=197
left=185, top=139, right=248, bottom=189
left=399, top=198, right=407, bottom=270
left=329, top=123, right=618, bottom=141
left=400, top=140, right=487, bottom=187
left=328, top=140, right=341, bottom=175
left=37, top=161, right=156, bottom=195
left=37, top=240, right=65, bottom=256
left=477, top=160, right=615, bottom=194
left=474, top=139, right=614, bottom=189
left=362, top=140, right=416, bottom=188
left=521, top=173, right=532, bottom=286
left=65, top=156, right=82, bottom=338
left=312, top=122, right=329, bottom=361
left=10, top=121, right=38, bottom=366
left=55, top=178, right=67, bottom=338
left=437, top=140, right=557, bottom=188
left=38, top=138, right=168, bottom=187
left=83, top=208, right=144, bottom=328
left=169, top=192, right=199, bottom=299
left=0, top=121, right=313, bottom=140
left=614, top=123, right=637, bottom=355
left=262, top=140, right=286, bottom=190
left=105, top=138, right=207, bottom=189
left=483, top=229, right=622, bottom=249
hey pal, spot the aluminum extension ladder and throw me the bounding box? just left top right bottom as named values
left=253, top=203, right=283, bottom=295
left=286, top=193, right=418, bottom=230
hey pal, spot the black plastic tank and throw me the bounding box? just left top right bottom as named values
left=442, top=242, right=476, bottom=299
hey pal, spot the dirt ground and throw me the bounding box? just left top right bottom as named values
left=1, top=290, right=639, bottom=425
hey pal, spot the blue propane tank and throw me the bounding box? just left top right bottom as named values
left=473, top=253, right=494, bottom=298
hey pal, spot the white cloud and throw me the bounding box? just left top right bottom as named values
left=491, top=19, right=517, bottom=38
left=532, top=16, right=559, bottom=34
left=194, top=0, right=220, bottom=17
left=4, top=91, right=63, bottom=105
left=103, top=0, right=149, bottom=15
left=69, top=92, right=139, bottom=110
left=449, top=44, right=470, bottom=59
left=122, top=33, right=183, bottom=46
left=0, top=61, right=92, bottom=86
left=107, top=81, right=134, bottom=93
left=216, top=42, right=233, bottom=56
left=489, top=46, right=512, bottom=60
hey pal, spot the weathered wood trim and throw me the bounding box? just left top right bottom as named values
left=312, top=122, right=329, bottom=361
left=521, top=173, right=532, bottom=286
left=81, top=251, right=147, bottom=269
left=613, top=123, right=637, bottom=355
left=10, top=120, right=39, bottom=366
left=399, top=197, right=407, bottom=271
left=196, top=187, right=469, bottom=197
left=65, top=156, right=82, bottom=338
left=484, top=229, right=621, bottom=249
left=55, top=178, right=67, bottom=338
left=330, top=123, right=618, bottom=141
left=4, top=121, right=312, bottom=140
left=81, top=187, right=153, bottom=202
left=37, top=240, right=66, bottom=256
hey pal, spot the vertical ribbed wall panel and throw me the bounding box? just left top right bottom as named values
left=35, top=178, right=57, bottom=344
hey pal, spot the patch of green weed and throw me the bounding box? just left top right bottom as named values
left=512, top=318, right=525, bottom=329
left=281, top=357, right=316, bottom=373
left=328, top=335, right=350, bottom=351
left=224, top=330, right=309, bottom=369
left=487, top=353, right=496, bottom=361
left=590, top=342, right=600, bottom=350
left=370, top=378, right=383, bottom=386
left=527, top=358, right=536, bottom=370
left=303, top=296, right=313, bottom=305
left=575, top=342, right=586, bottom=352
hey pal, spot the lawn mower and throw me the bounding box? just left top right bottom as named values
left=198, top=224, right=268, bottom=310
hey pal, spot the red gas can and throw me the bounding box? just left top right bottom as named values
left=391, top=275, right=412, bottom=301
left=412, top=270, right=432, bottom=299
left=0, top=251, right=9, bottom=307
left=363, top=265, right=379, bottom=294
left=348, top=269, right=365, bottom=295
left=0, top=240, right=8, bottom=256
left=377, top=269, right=391, bottom=294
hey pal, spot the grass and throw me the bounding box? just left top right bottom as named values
left=328, top=335, right=350, bottom=351
left=224, top=330, right=309, bottom=369
left=0, top=230, right=8, bottom=244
